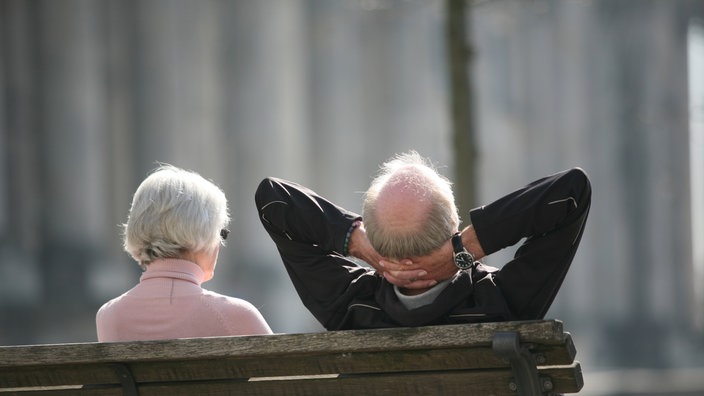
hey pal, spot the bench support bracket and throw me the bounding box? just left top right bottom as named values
left=109, top=363, right=139, bottom=396
left=493, top=331, right=552, bottom=396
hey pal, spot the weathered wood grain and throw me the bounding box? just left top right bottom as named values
left=0, top=320, right=565, bottom=367
left=0, top=320, right=583, bottom=395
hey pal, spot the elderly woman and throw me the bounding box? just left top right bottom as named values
left=96, top=165, right=272, bottom=341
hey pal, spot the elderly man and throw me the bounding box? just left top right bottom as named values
left=256, top=151, right=591, bottom=330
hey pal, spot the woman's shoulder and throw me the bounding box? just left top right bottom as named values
left=200, top=289, right=262, bottom=313
left=96, top=287, right=136, bottom=318
left=200, top=289, right=273, bottom=334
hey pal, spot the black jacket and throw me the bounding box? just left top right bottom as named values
left=255, top=168, right=590, bottom=330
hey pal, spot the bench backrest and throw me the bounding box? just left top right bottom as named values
left=0, top=319, right=583, bottom=395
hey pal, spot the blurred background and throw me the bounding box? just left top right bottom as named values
left=1, top=0, right=703, bottom=394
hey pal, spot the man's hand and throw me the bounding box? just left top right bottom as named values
left=381, top=226, right=487, bottom=285
left=347, top=222, right=435, bottom=289
left=382, top=239, right=457, bottom=283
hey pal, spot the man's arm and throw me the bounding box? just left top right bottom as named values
left=384, top=167, right=590, bottom=287
left=255, top=177, right=430, bottom=324
left=256, top=177, right=372, bottom=328
left=256, top=177, right=360, bottom=253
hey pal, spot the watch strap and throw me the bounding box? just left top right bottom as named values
left=451, top=232, right=464, bottom=254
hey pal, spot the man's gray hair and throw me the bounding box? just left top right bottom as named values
left=123, top=164, right=230, bottom=268
left=362, top=151, right=459, bottom=259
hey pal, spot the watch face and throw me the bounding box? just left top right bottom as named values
left=454, top=251, right=474, bottom=270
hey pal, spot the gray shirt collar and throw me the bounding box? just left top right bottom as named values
left=393, top=279, right=452, bottom=310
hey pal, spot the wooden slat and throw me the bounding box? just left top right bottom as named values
left=0, top=342, right=576, bottom=387
left=0, top=364, right=118, bottom=388
left=0, top=365, right=583, bottom=396
left=133, top=365, right=582, bottom=396
left=0, top=320, right=566, bottom=367
left=137, top=369, right=520, bottom=396
left=0, top=320, right=583, bottom=394
left=0, top=385, right=121, bottom=396
left=128, top=344, right=576, bottom=382
left=130, top=348, right=505, bottom=383
left=541, top=363, right=584, bottom=393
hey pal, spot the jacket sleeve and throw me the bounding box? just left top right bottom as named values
left=469, top=167, right=592, bottom=256
left=468, top=167, right=592, bottom=320
left=255, top=177, right=361, bottom=255
left=255, top=177, right=376, bottom=329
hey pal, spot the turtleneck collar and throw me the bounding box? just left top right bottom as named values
left=140, top=258, right=206, bottom=286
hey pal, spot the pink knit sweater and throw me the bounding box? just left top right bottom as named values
left=96, top=259, right=272, bottom=342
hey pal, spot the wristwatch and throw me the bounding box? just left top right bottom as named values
left=451, top=232, right=475, bottom=270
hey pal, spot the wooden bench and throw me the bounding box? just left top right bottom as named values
left=0, top=319, right=583, bottom=395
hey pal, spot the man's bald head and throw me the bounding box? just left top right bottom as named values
left=362, top=152, right=459, bottom=259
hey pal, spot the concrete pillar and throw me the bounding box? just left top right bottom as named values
left=38, top=0, right=109, bottom=309
left=219, top=0, right=312, bottom=333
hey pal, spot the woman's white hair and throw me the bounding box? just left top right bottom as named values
left=123, top=164, right=230, bottom=268
left=362, top=151, right=460, bottom=259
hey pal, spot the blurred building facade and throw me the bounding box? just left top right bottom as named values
left=1, top=0, right=704, bottom=394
